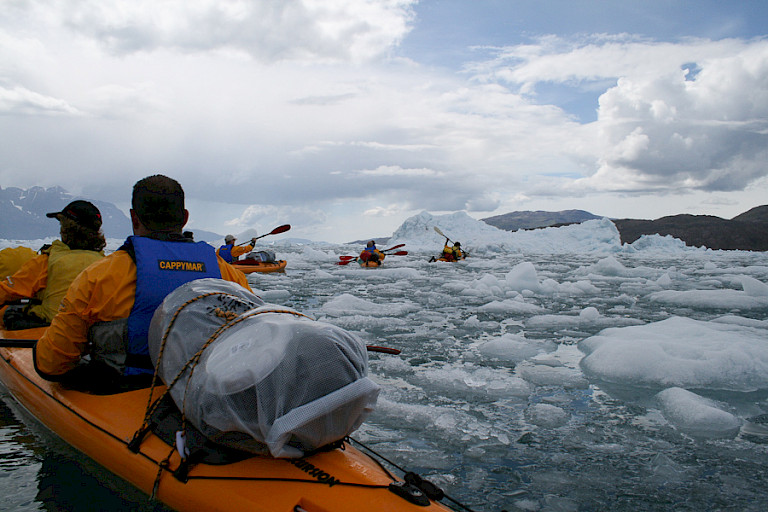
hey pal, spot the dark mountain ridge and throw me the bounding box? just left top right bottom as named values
left=0, top=185, right=222, bottom=242
left=612, top=209, right=768, bottom=251
left=481, top=206, right=768, bottom=251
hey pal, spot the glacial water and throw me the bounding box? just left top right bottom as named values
left=2, top=232, right=768, bottom=511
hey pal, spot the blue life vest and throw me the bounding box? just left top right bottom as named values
left=124, top=236, right=221, bottom=375
left=218, top=243, right=235, bottom=263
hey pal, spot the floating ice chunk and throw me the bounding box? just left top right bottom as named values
left=309, top=269, right=337, bottom=280
left=415, top=363, right=531, bottom=398
left=526, top=309, right=643, bottom=329
left=321, top=293, right=417, bottom=317
left=713, top=315, right=768, bottom=329
left=478, top=333, right=555, bottom=363
left=337, top=267, right=422, bottom=280
left=655, top=387, right=741, bottom=438
left=741, top=275, right=768, bottom=297
left=579, top=307, right=600, bottom=322
left=587, top=256, right=629, bottom=276
left=516, top=361, right=589, bottom=389
left=625, top=234, right=696, bottom=253
left=647, top=289, right=768, bottom=309
left=259, top=289, right=291, bottom=302
left=301, top=246, right=338, bottom=262
left=539, top=278, right=600, bottom=296
left=463, top=315, right=481, bottom=328
left=505, top=262, right=540, bottom=292
left=525, top=403, right=570, bottom=428
left=478, top=299, right=545, bottom=315
left=579, top=316, right=768, bottom=392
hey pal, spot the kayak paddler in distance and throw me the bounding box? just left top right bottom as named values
left=429, top=226, right=467, bottom=262
left=217, top=234, right=258, bottom=263
left=358, top=240, right=385, bottom=267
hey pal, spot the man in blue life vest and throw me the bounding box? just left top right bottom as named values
left=217, top=234, right=258, bottom=263
left=35, top=175, right=252, bottom=390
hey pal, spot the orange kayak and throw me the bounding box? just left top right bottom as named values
left=0, top=326, right=454, bottom=512
left=231, top=259, right=287, bottom=274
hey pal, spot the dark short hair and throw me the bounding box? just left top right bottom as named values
left=132, top=175, right=185, bottom=231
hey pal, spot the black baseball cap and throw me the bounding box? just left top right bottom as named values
left=46, top=200, right=102, bottom=231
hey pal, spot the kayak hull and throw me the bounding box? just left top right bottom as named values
left=0, top=327, right=452, bottom=512
left=231, top=259, right=287, bottom=274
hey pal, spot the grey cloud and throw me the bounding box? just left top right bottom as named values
left=290, top=93, right=358, bottom=106
left=0, top=85, right=81, bottom=116
left=57, top=0, right=415, bottom=63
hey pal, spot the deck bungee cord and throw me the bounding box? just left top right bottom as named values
left=347, top=436, right=487, bottom=512
left=129, top=290, right=315, bottom=496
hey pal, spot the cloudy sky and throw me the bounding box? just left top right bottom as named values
left=2, top=0, right=767, bottom=243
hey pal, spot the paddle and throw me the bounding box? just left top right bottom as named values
left=0, top=338, right=401, bottom=357
left=0, top=338, right=401, bottom=355
left=236, top=224, right=291, bottom=245
left=366, top=345, right=401, bottom=355
left=433, top=226, right=451, bottom=244
left=0, top=339, right=36, bottom=348
left=338, top=243, right=405, bottom=261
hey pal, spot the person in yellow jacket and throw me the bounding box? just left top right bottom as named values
left=34, top=175, right=251, bottom=389
left=449, top=242, right=464, bottom=260
left=1, top=200, right=106, bottom=330
left=0, top=246, right=38, bottom=279
left=430, top=241, right=464, bottom=262
left=216, top=234, right=258, bottom=263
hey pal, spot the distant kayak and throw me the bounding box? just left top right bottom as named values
left=231, top=259, right=287, bottom=274
left=0, top=323, right=456, bottom=512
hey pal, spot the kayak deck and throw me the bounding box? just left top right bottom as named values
left=0, top=329, right=453, bottom=512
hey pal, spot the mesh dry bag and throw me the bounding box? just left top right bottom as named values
left=148, top=278, right=380, bottom=458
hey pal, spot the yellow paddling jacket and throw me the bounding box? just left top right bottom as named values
left=34, top=241, right=105, bottom=322
left=0, top=246, right=37, bottom=279
left=0, top=240, right=104, bottom=323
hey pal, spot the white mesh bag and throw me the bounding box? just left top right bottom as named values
left=148, top=278, right=380, bottom=458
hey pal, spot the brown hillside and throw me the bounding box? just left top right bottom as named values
left=613, top=211, right=768, bottom=251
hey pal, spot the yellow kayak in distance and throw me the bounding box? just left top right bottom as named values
left=231, top=259, right=287, bottom=274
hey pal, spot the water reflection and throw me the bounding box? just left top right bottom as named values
left=0, top=394, right=171, bottom=512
